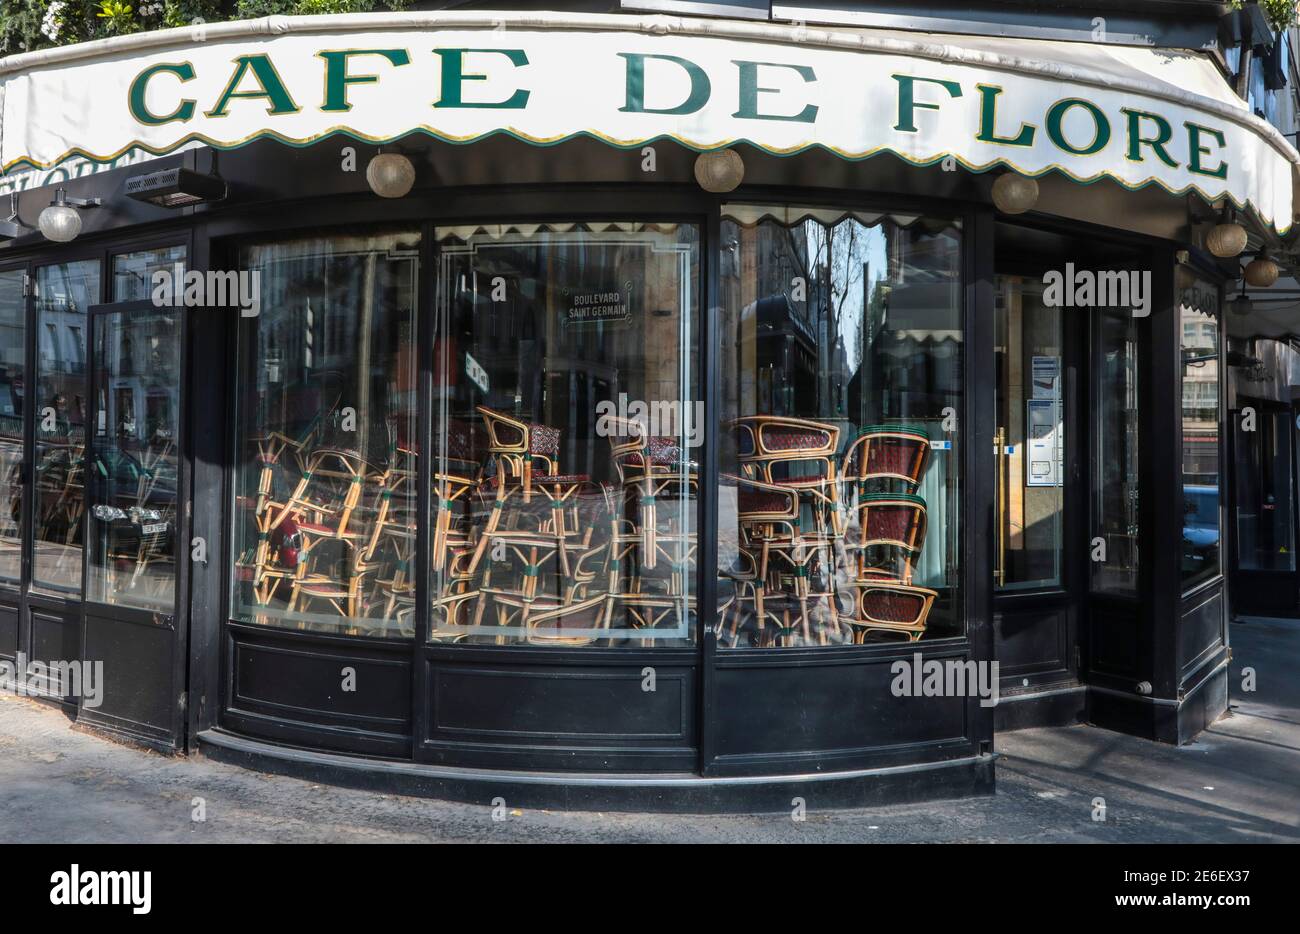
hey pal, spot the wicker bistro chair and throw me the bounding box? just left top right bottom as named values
left=604, top=513, right=695, bottom=645
left=475, top=405, right=561, bottom=504
left=727, top=473, right=840, bottom=646
left=431, top=424, right=484, bottom=572
left=842, top=492, right=929, bottom=585
left=840, top=424, right=931, bottom=496
left=731, top=415, right=842, bottom=537
left=475, top=541, right=612, bottom=646
left=269, top=447, right=388, bottom=628
left=836, top=491, right=937, bottom=643
left=839, top=580, right=938, bottom=643
left=606, top=417, right=698, bottom=571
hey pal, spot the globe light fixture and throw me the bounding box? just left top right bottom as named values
left=366, top=151, right=416, bottom=199
left=990, top=171, right=1039, bottom=214
left=694, top=149, right=745, bottom=193
left=1244, top=249, right=1280, bottom=288
left=1206, top=209, right=1248, bottom=258
left=38, top=188, right=101, bottom=243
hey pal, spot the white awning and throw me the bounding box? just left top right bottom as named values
left=1, top=11, right=1295, bottom=230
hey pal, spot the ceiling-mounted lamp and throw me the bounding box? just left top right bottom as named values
left=124, top=166, right=227, bottom=208
left=990, top=171, right=1039, bottom=214
left=1230, top=280, right=1253, bottom=317
left=38, top=188, right=101, bottom=243
left=1244, top=248, right=1280, bottom=288
left=0, top=193, right=34, bottom=241
left=1206, top=206, right=1248, bottom=258
left=366, top=149, right=416, bottom=199
left=694, top=149, right=745, bottom=193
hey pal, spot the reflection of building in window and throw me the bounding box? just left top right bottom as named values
left=719, top=206, right=963, bottom=645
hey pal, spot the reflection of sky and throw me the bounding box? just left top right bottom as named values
left=802, top=219, right=884, bottom=376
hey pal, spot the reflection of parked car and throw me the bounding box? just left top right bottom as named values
left=90, top=443, right=178, bottom=602
left=1182, top=484, right=1219, bottom=573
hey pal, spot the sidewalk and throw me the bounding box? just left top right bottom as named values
left=0, top=618, right=1295, bottom=842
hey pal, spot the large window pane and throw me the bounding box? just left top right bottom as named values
left=33, top=260, right=100, bottom=594
left=1179, top=277, right=1221, bottom=589
left=0, top=269, right=24, bottom=584
left=87, top=308, right=181, bottom=610
left=717, top=205, right=962, bottom=647
left=995, top=277, right=1064, bottom=591
left=432, top=222, right=699, bottom=647
left=232, top=232, right=419, bottom=638
left=113, top=245, right=186, bottom=302
left=1091, top=307, right=1140, bottom=595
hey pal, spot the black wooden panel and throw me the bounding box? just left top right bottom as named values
left=82, top=612, right=177, bottom=745
left=0, top=591, right=16, bottom=660
left=1088, top=600, right=1139, bottom=677
left=430, top=663, right=691, bottom=742
left=1179, top=584, right=1225, bottom=677
left=709, top=652, right=971, bottom=775
left=994, top=606, right=1069, bottom=677
left=26, top=605, right=78, bottom=698
left=227, top=627, right=411, bottom=756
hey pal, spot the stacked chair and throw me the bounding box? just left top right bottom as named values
left=836, top=425, right=937, bottom=643
left=466, top=406, right=602, bottom=644
left=726, top=416, right=842, bottom=646
left=238, top=403, right=936, bottom=647
left=721, top=419, right=939, bottom=646
left=604, top=417, right=697, bottom=646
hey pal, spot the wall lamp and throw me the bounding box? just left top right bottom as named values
left=38, top=188, right=102, bottom=243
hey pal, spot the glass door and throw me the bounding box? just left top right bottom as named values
left=991, top=273, right=1081, bottom=692
left=87, top=304, right=182, bottom=614
left=0, top=265, right=27, bottom=666
left=995, top=276, right=1067, bottom=593
left=0, top=267, right=26, bottom=593
left=79, top=292, right=189, bottom=750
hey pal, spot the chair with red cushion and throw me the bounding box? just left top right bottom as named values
left=840, top=424, right=931, bottom=496
left=842, top=492, right=928, bottom=585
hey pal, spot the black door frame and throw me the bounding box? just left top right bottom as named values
left=79, top=292, right=191, bottom=750
left=9, top=244, right=105, bottom=707
left=988, top=263, right=1088, bottom=693
left=0, top=260, right=32, bottom=673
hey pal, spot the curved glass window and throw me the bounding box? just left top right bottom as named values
left=431, top=222, right=699, bottom=647
left=232, top=231, right=419, bottom=638
left=716, top=205, right=963, bottom=647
